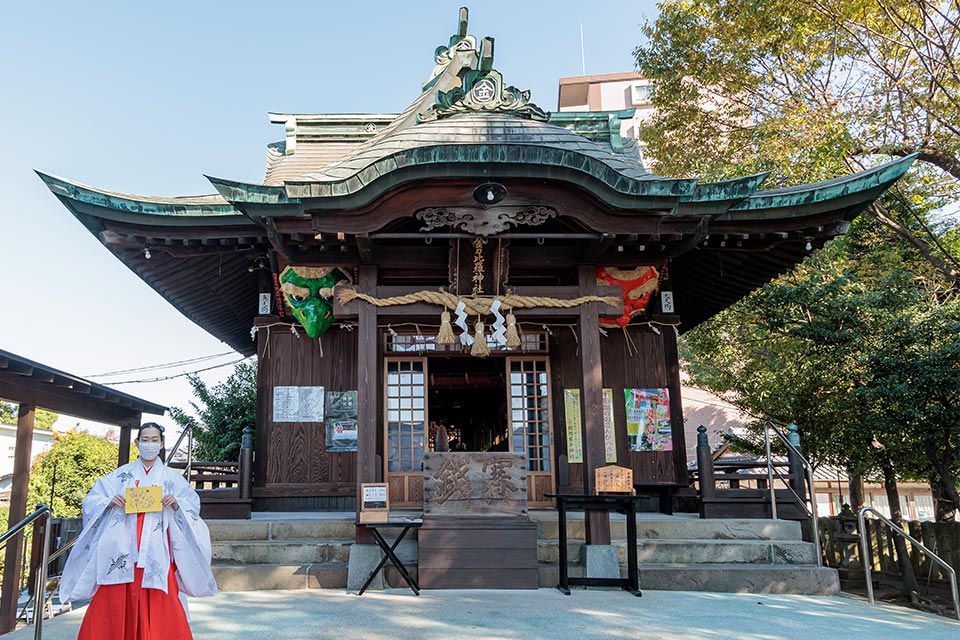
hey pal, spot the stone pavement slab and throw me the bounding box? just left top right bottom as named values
left=8, top=588, right=959, bottom=640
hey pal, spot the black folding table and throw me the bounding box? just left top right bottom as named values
left=546, top=493, right=641, bottom=597
left=355, top=519, right=423, bottom=595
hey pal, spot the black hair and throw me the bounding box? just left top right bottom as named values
left=137, top=422, right=165, bottom=440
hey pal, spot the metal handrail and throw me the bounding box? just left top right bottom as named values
left=164, top=424, right=194, bottom=479
left=0, top=505, right=49, bottom=550
left=0, top=504, right=52, bottom=640
left=858, top=506, right=960, bottom=620
left=764, top=422, right=822, bottom=568
left=48, top=536, right=77, bottom=564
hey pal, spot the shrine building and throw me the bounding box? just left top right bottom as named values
left=38, top=8, right=914, bottom=576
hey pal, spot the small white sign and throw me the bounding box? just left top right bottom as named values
left=273, top=386, right=325, bottom=422
left=661, top=291, right=675, bottom=314
left=258, top=293, right=271, bottom=315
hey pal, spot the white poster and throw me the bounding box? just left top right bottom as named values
left=273, top=386, right=325, bottom=422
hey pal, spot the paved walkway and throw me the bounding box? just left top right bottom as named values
left=8, top=588, right=958, bottom=640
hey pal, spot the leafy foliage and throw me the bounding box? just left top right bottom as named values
left=1, top=402, right=59, bottom=430
left=639, top=1, right=960, bottom=521
left=170, top=360, right=256, bottom=462
left=26, top=429, right=118, bottom=518
left=635, top=0, right=960, bottom=286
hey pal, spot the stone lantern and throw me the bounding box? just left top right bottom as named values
left=834, top=503, right=862, bottom=580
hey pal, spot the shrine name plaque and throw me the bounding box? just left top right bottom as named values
left=423, top=452, right=527, bottom=517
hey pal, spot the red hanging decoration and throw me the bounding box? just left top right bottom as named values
left=596, top=266, right=660, bottom=327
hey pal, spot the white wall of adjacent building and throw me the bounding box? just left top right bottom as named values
left=0, top=422, right=56, bottom=501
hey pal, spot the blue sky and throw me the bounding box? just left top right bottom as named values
left=0, top=1, right=659, bottom=433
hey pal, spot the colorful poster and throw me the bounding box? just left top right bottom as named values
left=563, top=389, right=584, bottom=463
left=602, top=388, right=617, bottom=463
left=325, top=390, right=358, bottom=452
left=624, top=388, right=672, bottom=452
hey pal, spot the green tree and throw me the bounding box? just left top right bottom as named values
left=170, top=360, right=256, bottom=462
left=1, top=401, right=59, bottom=430
left=27, top=429, right=118, bottom=518
left=635, top=0, right=960, bottom=286
left=638, top=0, right=960, bottom=599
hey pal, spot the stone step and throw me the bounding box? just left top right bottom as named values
left=213, top=563, right=415, bottom=592
left=535, top=563, right=839, bottom=595
left=208, top=520, right=356, bottom=543
left=211, top=516, right=804, bottom=544
left=536, top=539, right=817, bottom=565
left=212, top=539, right=418, bottom=565
left=212, top=541, right=352, bottom=564
left=534, top=517, right=803, bottom=542
left=213, top=563, right=348, bottom=591
left=636, top=564, right=840, bottom=595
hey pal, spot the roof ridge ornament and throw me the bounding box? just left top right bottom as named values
left=423, top=7, right=479, bottom=91
left=418, top=9, right=548, bottom=123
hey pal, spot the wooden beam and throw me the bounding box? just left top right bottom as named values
left=0, top=371, right=141, bottom=424
left=0, top=403, right=35, bottom=633
left=356, top=234, right=374, bottom=264
left=661, top=318, right=689, bottom=485
left=355, top=265, right=377, bottom=545
left=582, top=233, right=616, bottom=262
left=577, top=265, right=612, bottom=546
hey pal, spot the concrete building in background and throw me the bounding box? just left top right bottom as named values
left=558, top=71, right=656, bottom=161
left=0, top=422, right=55, bottom=504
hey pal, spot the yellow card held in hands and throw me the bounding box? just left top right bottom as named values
left=125, top=486, right=162, bottom=514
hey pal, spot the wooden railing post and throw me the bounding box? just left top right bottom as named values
left=786, top=424, right=807, bottom=502
left=696, top=426, right=715, bottom=500
left=239, top=426, right=254, bottom=501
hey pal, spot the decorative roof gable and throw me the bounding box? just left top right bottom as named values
left=418, top=27, right=548, bottom=123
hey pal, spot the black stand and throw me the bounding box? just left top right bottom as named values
left=546, top=494, right=641, bottom=597
left=355, top=520, right=423, bottom=596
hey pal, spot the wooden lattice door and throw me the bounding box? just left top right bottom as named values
left=384, top=357, right=428, bottom=507
left=506, top=357, right=556, bottom=507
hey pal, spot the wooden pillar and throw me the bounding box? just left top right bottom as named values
left=355, top=265, right=378, bottom=544
left=117, top=416, right=137, bottom=467
left=0, top=402, right=35, bottom=634
left=659, top=315, right=688, bottom=485
left=577, top=265, right=612, bottom=545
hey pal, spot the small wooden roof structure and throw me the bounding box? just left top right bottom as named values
left=0, top=348, right=164, bottom=633
left=0, top=348, right=166, bottom=425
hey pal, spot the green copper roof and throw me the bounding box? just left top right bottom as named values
left=35, top=171, right=251, bottom=227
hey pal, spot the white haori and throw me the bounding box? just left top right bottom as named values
left=59, top=459, right=218, bottom=603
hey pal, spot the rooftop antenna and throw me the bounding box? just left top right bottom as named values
left=579, top=22, right=586, bottom=76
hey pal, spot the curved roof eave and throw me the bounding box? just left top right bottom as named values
left=36, top=171, right=254, bottom=227
left=723, top=154, right=918, bottom=219
left=209, top=144, right=700, bottom=213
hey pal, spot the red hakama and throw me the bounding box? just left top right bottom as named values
left=78, top=479, right=192, bottom=639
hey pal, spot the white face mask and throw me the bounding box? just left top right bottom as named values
left=138, top=442, right=162, bottom=461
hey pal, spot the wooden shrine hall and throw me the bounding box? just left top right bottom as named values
left=38, top=7, right=913, bottom=582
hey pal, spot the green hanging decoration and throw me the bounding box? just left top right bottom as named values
left=279, top=266, right=349, bottom=338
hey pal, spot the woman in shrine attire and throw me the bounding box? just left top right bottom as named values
left=59, top=423, right=217, bottom=639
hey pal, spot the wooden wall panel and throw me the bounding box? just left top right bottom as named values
left=255, top=326, right=359, bottom=500
left=600, top=327, right=684, bottom=485
left=549, top=329, right=584, bottom=491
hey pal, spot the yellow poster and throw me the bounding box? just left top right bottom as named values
left=602, top=389, right=617, bottom=463
left=125, top=486, right=162, bottom=514
left=563, top=389, right=583, bottom=463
